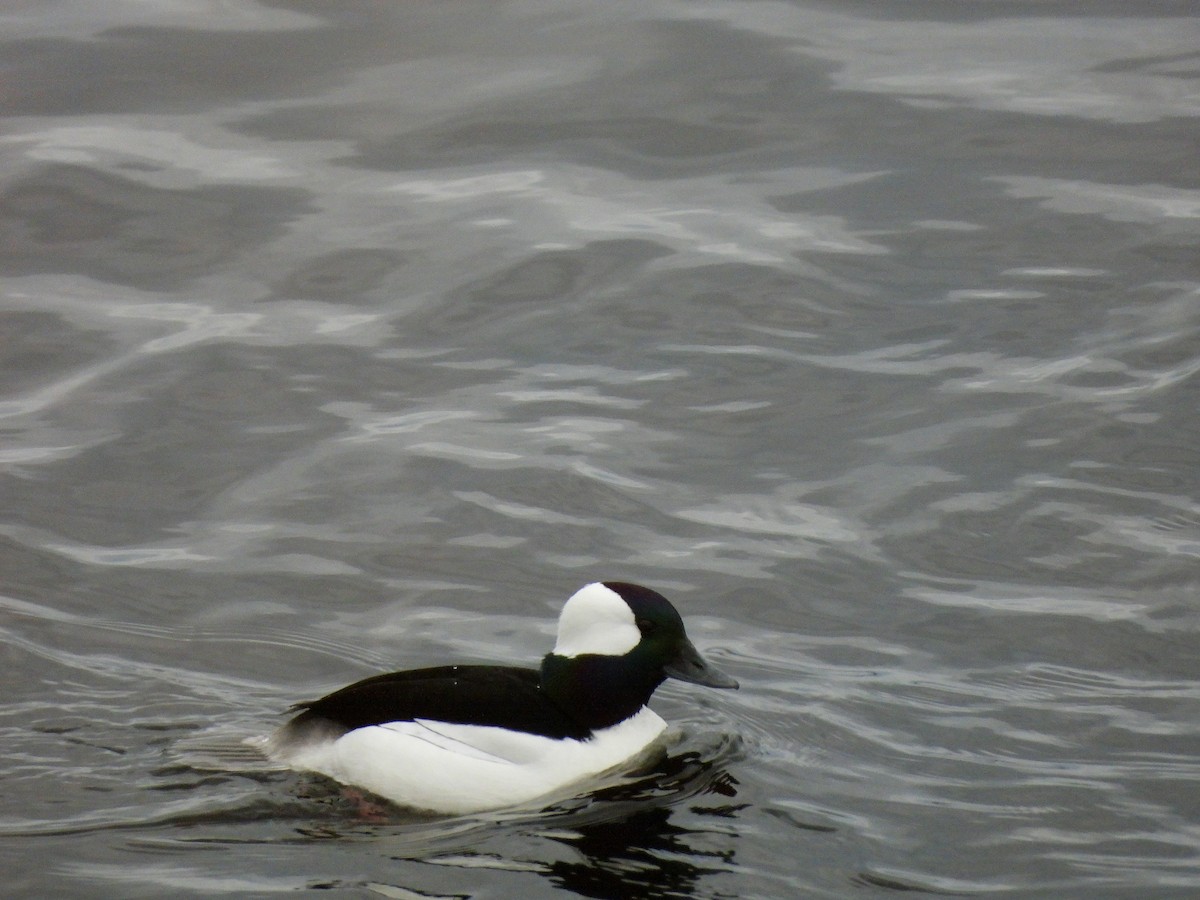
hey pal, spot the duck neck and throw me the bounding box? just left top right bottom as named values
left=540, top=652, right=665, bottom=733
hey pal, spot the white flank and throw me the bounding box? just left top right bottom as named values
left=551, top=582, right=640, bottom=658
left=272, top=706, right=668, bottom=814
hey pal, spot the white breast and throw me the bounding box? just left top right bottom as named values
left=272, top=707, right=669, bottom=814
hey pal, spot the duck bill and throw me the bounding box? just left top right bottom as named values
left=664, top=637, right=739, bottom=689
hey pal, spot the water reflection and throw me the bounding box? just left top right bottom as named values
left=535, top=747, right=743, bottom=899
left=545, top=804, right=732, bottom=899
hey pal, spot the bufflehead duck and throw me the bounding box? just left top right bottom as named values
left=266, top=581, right=737, bottom=814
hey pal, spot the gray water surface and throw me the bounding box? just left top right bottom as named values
left=2, top=1, right=1198, bottom=897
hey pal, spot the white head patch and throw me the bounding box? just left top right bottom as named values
left=552, top=583, right=640, bottom=658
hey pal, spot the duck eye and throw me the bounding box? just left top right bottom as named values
left=636, top=617, right=656, bottom=635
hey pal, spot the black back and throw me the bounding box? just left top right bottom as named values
left=284, top=664, right=592, bottom=741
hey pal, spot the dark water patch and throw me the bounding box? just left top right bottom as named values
left=0, top=11, right=406, bottom=117
left=2, top=344, right=345, bottom=544
left=322, top=19, right=835, bottom=178
left=270, top=249, right=407, bottom=303
left=415, top=239, right=671, bottom=340
left=0, top=311, right=115, bottom=394
left=0, top=165, right=313, bottom=290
